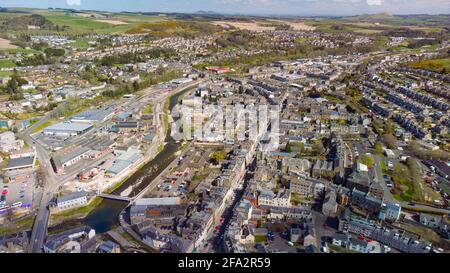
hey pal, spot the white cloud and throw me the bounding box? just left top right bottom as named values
left=66, top=0, right=82, bottom=6
left=366, top=0, right=383, bottom=5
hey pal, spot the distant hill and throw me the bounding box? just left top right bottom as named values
left=344, top=12, right=398, bottom=22
left=195, top=10, right=220, bottom=15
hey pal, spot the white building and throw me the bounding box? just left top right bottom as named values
left=258, top=189, right=291, bottom=208
left=55, top=191, right=88, bottom=211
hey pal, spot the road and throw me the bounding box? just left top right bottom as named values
left=23, top=79, right=203, bottom=252
left=19, top=111, right=60, bottom=253
left=373, top=155, right=394, bottom=203
left=210, top=159, right=256, bottom=253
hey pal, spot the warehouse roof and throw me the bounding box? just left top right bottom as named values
left=44, top=122, right=92, bottom=132
left=71, top=109, right=114, bottom=123
left=57, top=191, right=87, bottom=204
left=5, top=156, right=35, bottom=170
left=134, top=197, right=180, bottom=206
left=58, top=147, right=91, bottom=165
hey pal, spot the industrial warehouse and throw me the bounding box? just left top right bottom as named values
left=43, top=122, right=93, bottom=136
left=70, top=108, right=115, bottom=124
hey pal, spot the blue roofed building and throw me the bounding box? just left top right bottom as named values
left=106, top=148, right=142, bottom=176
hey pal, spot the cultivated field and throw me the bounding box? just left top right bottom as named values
left=213, top=21, right=275, bottom=31
left=0, top=38, right=18, bottom=49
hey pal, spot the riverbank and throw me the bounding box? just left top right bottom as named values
left=49, top=197, right=103, bottom=226
left=46, top=83, right=195, bottom=232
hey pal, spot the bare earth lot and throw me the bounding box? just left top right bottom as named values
left=214, top=20, right=315, bottom=31
left=95, top=19, right=129, bottom=25
left=0, top=38, right=18, bottom=49
left=213, top=21, right=275, bottom=31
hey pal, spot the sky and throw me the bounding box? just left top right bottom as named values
left=0, top=0, right=449, bottom=16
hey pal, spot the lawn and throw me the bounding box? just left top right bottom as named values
left=0, top=71, right=13, bottom=77
left=254, top=235, right=267, bottom=243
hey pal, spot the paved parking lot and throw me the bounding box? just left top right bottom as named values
left=0, top=169, right=37, bottom=214
left=312, top=211, right=338, bottom=246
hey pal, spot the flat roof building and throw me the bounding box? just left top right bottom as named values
left=70, top=109, right=114, bottom=123
left=4, top=156, right=36, bottom=171
left=106, top=148, right=142, bottom=176
left=43, top=122, right=93, bottom=136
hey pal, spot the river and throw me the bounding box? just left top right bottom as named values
left=49, top=87, right=191, bottom=234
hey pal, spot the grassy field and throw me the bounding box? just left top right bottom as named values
left=1, top=48, right=39, bottom=54
left=71, top=37, right=91, bottom=48
left=0, top=59, right=16, bottom=68
left=390, top=161, right=440, bottom=203
left=44, top=13, right=124, bottom=33
left=409, top=58, right=450, bottom=74
left=0, top=71, right=13, bottom=77
left=0, top=9, right=140, bottom=35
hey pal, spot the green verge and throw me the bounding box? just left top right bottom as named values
left=50, top=197, right=102, bottom=222
left=0, top=215, right=34, bottom=235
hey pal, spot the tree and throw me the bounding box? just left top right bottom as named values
left=285, top=142, right=292, bottom=153
left=374, top=143, right=384, bottom=156
left=359, top=155, right=375, bottom=168
left=382, top=134, right=398, bottom=149
left=44, top=47, right=65, bottom=57
left=210, top=151, right=227, bottom=165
